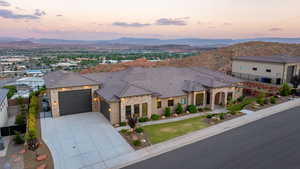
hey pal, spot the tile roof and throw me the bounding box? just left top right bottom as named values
left=45, top=67, right=243, bottom=101
left=0, top=88, right=8, bottom=103
left=233, top=56, right=300, bottom=64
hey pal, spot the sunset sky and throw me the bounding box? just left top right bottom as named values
left=0, top=0, right=299, bottom=40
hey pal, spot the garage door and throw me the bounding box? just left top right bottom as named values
left=58, top=89, right=92, bottom=116
left=100, top=100, right=110, bottom=120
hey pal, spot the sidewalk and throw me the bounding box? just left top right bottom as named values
left=116, top=108, right=226, bottom=131
left=108, top=98, right=300, bottom=169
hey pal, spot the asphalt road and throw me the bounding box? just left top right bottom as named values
left=123, top=106, right=300, bottom=169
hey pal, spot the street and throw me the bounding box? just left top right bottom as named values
left=123, top=106, right=300, bottom=169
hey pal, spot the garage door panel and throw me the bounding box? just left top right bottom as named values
left=59, top=89, right=92, bottom=116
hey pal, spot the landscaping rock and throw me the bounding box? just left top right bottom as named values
left=173, top=113, right=178, bottom=117
left=161, top=116, right=166, bottom=119
left=36, top=164, right=47, bottom=169
left=131, top=135, right=139, bottom=141
left=19, top=149, right=26, bottom=154
left=141, top=139, right=146, bottom=143
left=36, top=154, right=48, bottom=161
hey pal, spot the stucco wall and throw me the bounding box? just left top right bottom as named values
left=120, top=95, right=152, bottom=122
left=232, top=60, right=285, bottom=79
left=0, top=96, right=8, bottom=127
left=48, top=85, right=99, bottom=117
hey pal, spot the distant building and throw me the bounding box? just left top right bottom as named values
left=15, top=77, right=44, bottom=91
left=232, top=56, right=300, bottom=85
left=0, top=89, right=8, bottom=127
left=25, top=70, right=44, bottom=77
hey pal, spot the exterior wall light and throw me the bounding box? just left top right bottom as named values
left=108, top=108, right=112, bottom=112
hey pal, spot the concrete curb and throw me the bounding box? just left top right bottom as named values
left=108, top=98, right=300, bottom=169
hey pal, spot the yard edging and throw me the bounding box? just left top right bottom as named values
left=108, top=98, right=300, bottom=169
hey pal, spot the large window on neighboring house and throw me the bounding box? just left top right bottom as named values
left=266, top=69, right=271, bottom=72
left=142, top=103, right=148, bottom=117
left=134, top=104, right=140, bottom=118
left=196, top=93, right=204, bottom=106
left=168, top=99, right=174, bottom=107
left=181, top=97, right=187, bottom=105
left=227, top=92, right=233, bottom=102
left=126, top=105, right=131, bottom=118
left=157, top=101, right=162, bottom=109
left=252, top=67, right=257, bottom=71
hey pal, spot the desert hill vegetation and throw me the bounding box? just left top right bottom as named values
left=80, top=41, right=300, bottom=74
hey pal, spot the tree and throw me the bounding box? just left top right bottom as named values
left=175, top=103, right=184, bottom=114
left=127, top=116, right=138, bottom=130
left=291, top=75, right=300, bottom=88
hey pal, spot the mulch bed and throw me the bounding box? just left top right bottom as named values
left=120, top=130, right=152, bottom=150
left=23, top=95, right=54, bottom=169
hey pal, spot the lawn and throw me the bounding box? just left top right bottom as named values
left=143, top=116, right=209, bottom=144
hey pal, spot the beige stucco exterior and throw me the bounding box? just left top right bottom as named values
left=232, top=60, right=300, bottom=84
left=48, top=85, right=99, bottom=117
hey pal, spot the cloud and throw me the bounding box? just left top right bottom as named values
left=34, top=9, right=46, bottom=16
left=269, top=27, right=283, bottom=32
left=0, top=0, right=10, bottom=7
left=112, top=22, right=151, bottom=27
left=0, top=9, right=39, bottom=19
left=223, top=22, right=232, bottom=26
left=155, top=17, right=189, bottom=26
left=56, top=14, right=63, bottom=17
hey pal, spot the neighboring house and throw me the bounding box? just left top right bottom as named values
left=0, top=89, right=8, bottom=127
left=25, top=70, right=44, bottom=77
left=232, top=56, right=300, bottom=85
left=45, top=67, right=243, bottom=125
left=15, top=77, right=44, bottom=91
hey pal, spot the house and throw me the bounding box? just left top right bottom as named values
left=0, top=89, right=8, bottom=127
left=45, top=67, right=243, bottom=125
left=232, top=56, right=300, bottom=85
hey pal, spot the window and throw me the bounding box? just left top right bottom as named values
left=196, top=93, right=204, bottom=106
left=181, top=97, right=187, bottom=104
left=266, top=69, right=271, bottom=72
left=142, top=103, right=148, bottom=117
left=252, top=67, right=257, bottom=71
left=157, top=101, right=162, bottom=109
left=134, top=104, right=140, bottom=118
left=125, top=105, right=131, bottom=118
left=168, top=99, right=174, bottom=107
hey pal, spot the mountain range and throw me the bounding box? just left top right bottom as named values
left=1, top=37, right=300, bottom=47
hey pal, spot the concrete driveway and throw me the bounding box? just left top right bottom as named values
left=41, top=112, right=134, bottom=169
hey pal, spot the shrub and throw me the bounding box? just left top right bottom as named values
left=187, top=105, right=197, bottom=113
left=138, top=117, right=149, bottom=123
left=206, top=114, right=214, bottom=119
left=119, top=121, right=127, bottom=126
left=13, top=132, right=25, bottom=145
left=270, top=96, right=277, bottom=104
left=164, top=107, right=172, bottom=117
left=135, top=127, right=144, bottom=133
left=230, top=111, right=237, bottom=115
left=280, top=83, right=291, bottom=96
left=120, top=129, right=128, bottom=134
left=256, top=91, right=266, bottom=105
left=219, top=113, right=225, bottom=120
left=237, top=96, right=245, bottom=102
left=133, top=140, right=141, bottom=146
left=151, top=114, right=160, bottom=120
left=15, top=113, right=26, bottom=125
left=175, top=103, right=184, bottom=114
left=228, top=98, right=255, bottom=114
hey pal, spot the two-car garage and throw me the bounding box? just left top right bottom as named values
left=58, top=89, right=92, bottom=116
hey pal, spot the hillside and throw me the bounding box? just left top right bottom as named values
left=80, top=41, right=300, bottom=74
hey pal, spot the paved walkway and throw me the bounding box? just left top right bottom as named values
left=116, top=108, right=226, bottom=131
left=108, top=98, right=300, bottom=169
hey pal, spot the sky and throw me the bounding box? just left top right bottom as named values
left=0, top=0, right=299, bottom=40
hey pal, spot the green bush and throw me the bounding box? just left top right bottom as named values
left=15, top=113, right=26, bottom=125
left=187, top=105, right=197, bottom=113
left=164, top=107, right=172, bottom=117
left=175, top=103, right=184, bottom=114
left=237, top=96, right=245, bottom=102
left=280, top=83, right=291, bottom=96
left=219, top=113, right=225, bottom=120
left=270, top=96, right=277, bottom=104
left=119, top=122, right=127, bottom=126
left=206, top=114, right=214, bottom=119
left=151, top=114, right=160, bottom=120
left=256, top=91, right=266, bottom=105
left=138, top=117, right=149, bottom=123
left=3, top=85, right=17, bottom=99
left=228, top=98, right=255, bottom=114
left=120, top=129, right=128, bottom=134
left=133, top=140, right=141, bottom=146
left=13, top=132, right=25, bottom=145
left=135, top=127, right=144, bottom=133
